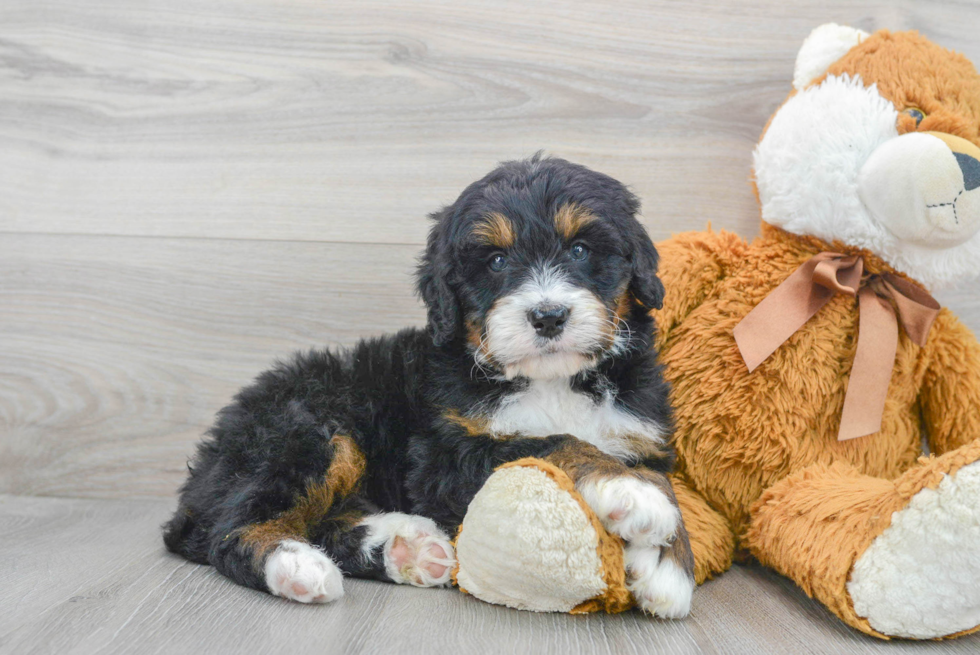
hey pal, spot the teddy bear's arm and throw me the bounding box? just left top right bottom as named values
left=920, top=308, right=980, bottom=455
left=652, top=229, right=745, bottom=346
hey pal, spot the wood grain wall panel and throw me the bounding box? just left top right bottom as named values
left=3, top=1, right=979, bottom=245
left=0, top=234, right=424, bottom=497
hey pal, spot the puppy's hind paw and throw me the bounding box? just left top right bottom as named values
left=264, top=540, right=344, bottom=604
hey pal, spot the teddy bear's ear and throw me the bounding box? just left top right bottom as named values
left=793, top=23, right=870, bottom=91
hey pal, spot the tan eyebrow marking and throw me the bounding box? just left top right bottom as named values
left=471, top=212, right=515, bottom=248
left=553, top=203, right=597, bottom=240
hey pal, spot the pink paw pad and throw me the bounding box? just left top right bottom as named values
left=361, top=513, right=456, bottom=588
left=388, top=533, right=454, bottom=586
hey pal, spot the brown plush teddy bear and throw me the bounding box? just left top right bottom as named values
left=454, top=24, right=980, bottom=640
left=656, top=24, right=980, bottom=640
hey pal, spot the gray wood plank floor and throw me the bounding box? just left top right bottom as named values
left=2, top=0, right=980, bottom=652
left=2, top=494, right=977, bottom=655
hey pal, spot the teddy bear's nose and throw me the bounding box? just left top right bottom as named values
left=954, top=152, right=980, bottom=191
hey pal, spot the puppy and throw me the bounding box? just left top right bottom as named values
left=163, top=155, right=695, bottom=617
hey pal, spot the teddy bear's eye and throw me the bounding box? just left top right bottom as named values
left=904, top=107, right=926, bottom=126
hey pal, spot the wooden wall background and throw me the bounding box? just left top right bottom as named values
left=3, top=0, right=980, bottom=500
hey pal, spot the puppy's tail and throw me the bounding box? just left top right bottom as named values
left=162, top=506, right=210, bottom=564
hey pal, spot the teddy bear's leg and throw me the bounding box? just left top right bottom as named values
left=746, top=439, right=980, bottom=640
left=670, top=474, right=735, bottom=584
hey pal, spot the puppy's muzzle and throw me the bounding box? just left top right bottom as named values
left=528, top=304, right=570, bottom=339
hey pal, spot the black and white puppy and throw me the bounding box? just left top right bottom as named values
left=163, top=155, right=695, bottom=617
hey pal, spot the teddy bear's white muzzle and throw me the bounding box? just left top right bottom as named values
left=859, top=131, right=980, bottom=248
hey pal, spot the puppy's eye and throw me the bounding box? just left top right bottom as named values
left=904, top=107, right=926, bottom=126
left=488, top=253, right=508, bottom=272
left=569, top=243, right=589, bottom=261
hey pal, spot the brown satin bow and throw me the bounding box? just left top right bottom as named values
left=733, top=252, right=941, bottom=441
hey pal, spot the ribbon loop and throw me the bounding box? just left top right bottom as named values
left=812, top=254, right=862, bottom=296
left=733, top=252, right=941, bottom=441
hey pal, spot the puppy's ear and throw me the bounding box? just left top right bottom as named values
left=416, top=208, right=461, bottom=346
left=614, top=190, right=665, bottom=311
left=628, top=231, right=666, bottom=311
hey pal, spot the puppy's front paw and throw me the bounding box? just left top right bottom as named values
left=578, top=476, right=680, bottom=547
left=264, top=540, right=344, bottom=604
left=361, top=513, right=456, bottom=587
left=625, top=545, right=694, bottom=619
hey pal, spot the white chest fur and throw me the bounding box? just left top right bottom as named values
left=486, top=379, right=665, bottom=460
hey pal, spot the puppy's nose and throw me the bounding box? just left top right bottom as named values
left=954, top=152, right=980, bottom=191
left=528, top=305, right=569, bottom=339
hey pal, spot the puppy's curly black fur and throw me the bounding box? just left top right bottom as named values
left=164, top=155, right=694, bottom=611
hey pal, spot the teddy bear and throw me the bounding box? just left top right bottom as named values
left=452, top=24, right=980, bottom=640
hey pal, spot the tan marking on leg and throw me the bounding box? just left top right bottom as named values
left=471, top=212, right=515, bottom=248
left=324, top=434, right=367, bottom=497
left=622, top=435, right=671, bottom=466
left=544, top=435, right=674, bottom=486
left=553, top=203, right=597, bottom=241
left=442, top=409, right=491, bottom=436
left=240, top=435, right=366, bottom=558
left=543, top=439, right=630, bottom=483
left=239, top=514, right=304, bottom=559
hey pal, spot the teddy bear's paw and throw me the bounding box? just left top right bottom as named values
left=578, top=476, right=680, bottom=548
left=625, top=544, right=694, bottom=619
left=360, top=512, right=456, bottom=587
left=264, top=539, right=345, bottom=604
left=847, top=461, right=980, bottom=638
